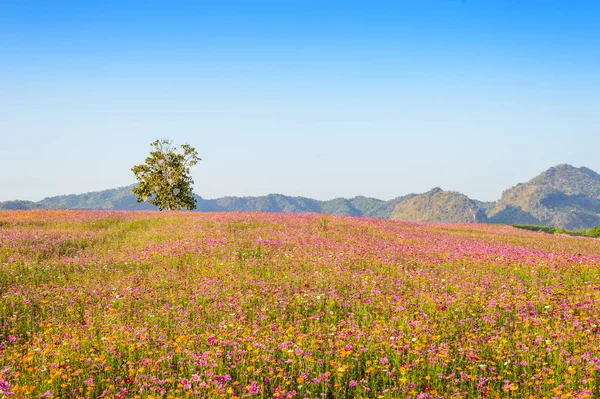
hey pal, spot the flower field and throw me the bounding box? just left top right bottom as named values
left=1, top=211, right=600, bottom=399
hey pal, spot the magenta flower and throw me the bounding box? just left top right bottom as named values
left=248, top=382, right=260, bottom=394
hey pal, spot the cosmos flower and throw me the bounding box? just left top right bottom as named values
left=1, top=210, right=599, bottom=398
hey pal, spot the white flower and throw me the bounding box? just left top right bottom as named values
left=173, top=188, right=180, bottom=195
left=158, top=159, right=165, bottom=165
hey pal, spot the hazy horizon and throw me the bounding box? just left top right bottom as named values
left=2, top=1, right=599, bottom=202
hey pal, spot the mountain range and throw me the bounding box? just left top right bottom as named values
left=2, top=164, right=600, bottom=229
left=0, top=186, right=417, bottom=219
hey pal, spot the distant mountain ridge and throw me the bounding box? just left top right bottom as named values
left=0, top=185, right=416, bottom=219
left=2, top=164, right=600, bottom=229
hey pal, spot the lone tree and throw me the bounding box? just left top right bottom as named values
left=132, top=139, right=201, bottom=211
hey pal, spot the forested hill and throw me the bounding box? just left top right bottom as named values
left=0, top=185, right=416, bottom=219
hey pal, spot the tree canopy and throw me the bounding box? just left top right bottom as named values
left=131, top=139, right=200, bottom=211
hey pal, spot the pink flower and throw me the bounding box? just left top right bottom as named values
left=349, top=380, right=357, bottom=387
left=248, top=382, right=260, bottom=394
left=208, top=336, right=217, bottom=345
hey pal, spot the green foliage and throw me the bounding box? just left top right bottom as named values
left=571, top=226, right=600, bottom=238
left=589, top=227, right=600, bottom=237
left=513, top=224, right=600, bottom=238
left=512, top=224, right=557, bottom=234
left=131, top=139, right=200, bottom=211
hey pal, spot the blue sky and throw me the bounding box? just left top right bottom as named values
left=1, top=0, right=599, bottom=202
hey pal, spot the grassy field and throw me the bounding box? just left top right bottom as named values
left=1, top=211, right=600, bottom=399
